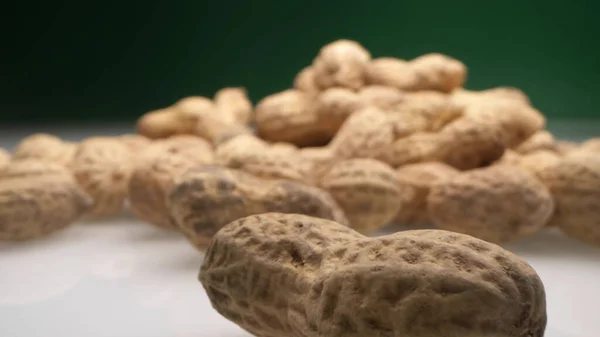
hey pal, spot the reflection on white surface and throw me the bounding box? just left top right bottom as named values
left=0, top=218, right=598, bottom=337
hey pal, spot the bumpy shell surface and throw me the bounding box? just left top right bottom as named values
left=536, top=152, right=600, bottom=246
left=312, top=40, right=371, bottom=90
left=319, top=159, right=406, bottom=233
left=293, top=66, right=319, bottom=94
left=394, top=162, right=460, bottom=226
left=377, top=132, right=447, bottom=168
left=200, top=213, right=547, bottom=337
left=214, top=87, right=253, bottom=125
left=514, top=130, right=557, bottom=154
left=136, top=107, right=190, bottom=139
left=314, top=88, right=366, bottom=135
left=365, top=58, right=414, bottom=89
left=71, top=138, right=133, bottom=217
left=451, top=87, right=531, bottom=108
left=555, top=141, right=580, bottom=156
left=12, top=133, right=77, bottom=167
left=117, top=134, right=152, bottom=152
left=0, top=160, right=92, bottom=240
left=580, top=138, right=600, bottom=153
left=128, top=137, right=214, bottom=228
left=464, top=100, right=545, bottom=148
left=503, top=150, right=562, bottom=179
left=391, top=91, right=464, bottom=136
left=436, top=116, right=507, bottom=170
left=358, top=85, right=406, bottom=112
left=328, top=107, right=394, bottom=160
left=167, top=166, right=348, bottom=249
left=407, top=53, right=467, bottom=93
left=428, top=166, right=554, bottom=243
left=255, top=90, right=329, bottom=147
left=223, top=150, right=315, bottom=185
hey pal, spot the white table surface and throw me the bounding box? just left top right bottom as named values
left=1, top=123, right=599, bottom=337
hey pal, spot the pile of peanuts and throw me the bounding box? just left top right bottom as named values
left=2, top=38, right=597, bottom=336
left=1, top=39, right=597, bottom=249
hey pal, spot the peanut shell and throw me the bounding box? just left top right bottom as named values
left=214, top=87, right=253, bottom=125
left=0, top=160, right=92, bottom=240
left=428, top=165, right=554, bottom=243
left=200, top=212, right=547, bottom=337
left=167, top=166, right=348, bottom=249
left=536, top=152, right=600, bottom=246
left=13, top=133, right=77, bottom=167
left=319, top=158, right=406, bottom=233
left=312, top=39, right=371, bottom=90
left=393, top=162, right=460, bottom=226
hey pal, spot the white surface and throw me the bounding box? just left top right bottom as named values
left=0, top=217, right=598, bottom=337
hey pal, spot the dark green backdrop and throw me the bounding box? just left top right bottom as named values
left=2, top=1, right=599, bottom=123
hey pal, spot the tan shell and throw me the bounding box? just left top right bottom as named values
left=0, top=148, right=10, bottom=170
left=365, top=57, right=414, bottom=90
left=0, top=160, right=92, bottom=240
left=254, top=89, right=329, bottom=147
left=214, top=87, right=253, bottom=125
left=393, top=162, right=460, bottom=226
left=510, top=150, right=561, bottom=179
left=328, top=107, right=394, bottom=160
left=377, top=132, right=447, bottom=168
left=514, top=130, right=557, bottom=154
left=117, top=134, right=152, bottom=152
left=201, top=213, right=547, bottom=337
left=167, top=166, right=348, bottom=249
left=312, top=39, right=371, bottom=90
left=293, top=66, right=319, bottom=94
left=319, top=158, right=406, bottom=234
left=580, top=138, right=600, bottom=153
left=436, top=116, right=507, bottom=170
left=555, top=140, right=580, bottom=156
left=12, top=133, right=77, bottom=167
left=536, top=152, right=600, bottom=246
left=463, top=100, right=546, bottom=148
left=215, top=134, right=270, bottom=166
left=428, top=165, right=554, bottom=243
left=128, top=136, right=215, bottom=228
left=407, top=53, right=467, bottom=93
left=314, top=88, right=366, bottom=135
left=71, top=138, right=134, bottom=217
left=358, top=85, right=406, bottom=112
left=136, top=107, right=190, bottom=139
left=139, top=135, right=214, bottom=164
left=451, top=87, right=531, bottom=108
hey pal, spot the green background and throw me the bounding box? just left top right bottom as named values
left=2, top=1, right=599, bottom=123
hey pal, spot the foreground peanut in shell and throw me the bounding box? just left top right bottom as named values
left=200, top=213, right=547, bottom=337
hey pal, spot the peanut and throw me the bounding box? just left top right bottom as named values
left=366, top=54, right=467, bottom=93
left=167, top=166, right=348, bottom=249
left=428, top=165, right=555, bottom=243
left=71, top=137, right=134, bottom=217
left=496, top=150, right=561, bottom=179
left=318, top=158, right=406, bottom=234
left=254, top=89, right=329, bottom=147
left=463, top=100, right=545, bottom=148
left=311, top=39, right=371, bottom=90
left=12, top=133, right=77, bottom=167
left=293, top=66, right=319, bottom=94
left=214, top=87, right=253, bottom=126
left=555, top=140, right=580, bottom=156
left=451, top=87, right=531, bottom=108
left=536, top=151, right=600, bottom=246
left=390, top=91, right=463, bottom=136
left=314, top=88, right=366, bottom=135
left=128, top=136, right=214, bottom=228
left=328, top=107, right=394, bottom=160
left=0, top=160, right=92, bottom=240
left=200, top=212, right=547, bottom=337
left=580, top=137, right=600, bottom=153
left=513, top=130, right=557, bottom=154
left=116, top=134, right=152, bottom=152
left=136, top=107, right=191, bottom=139
left=357, top=85, right=405, bottom=112
left=393, top=162, right=460, bottom=226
